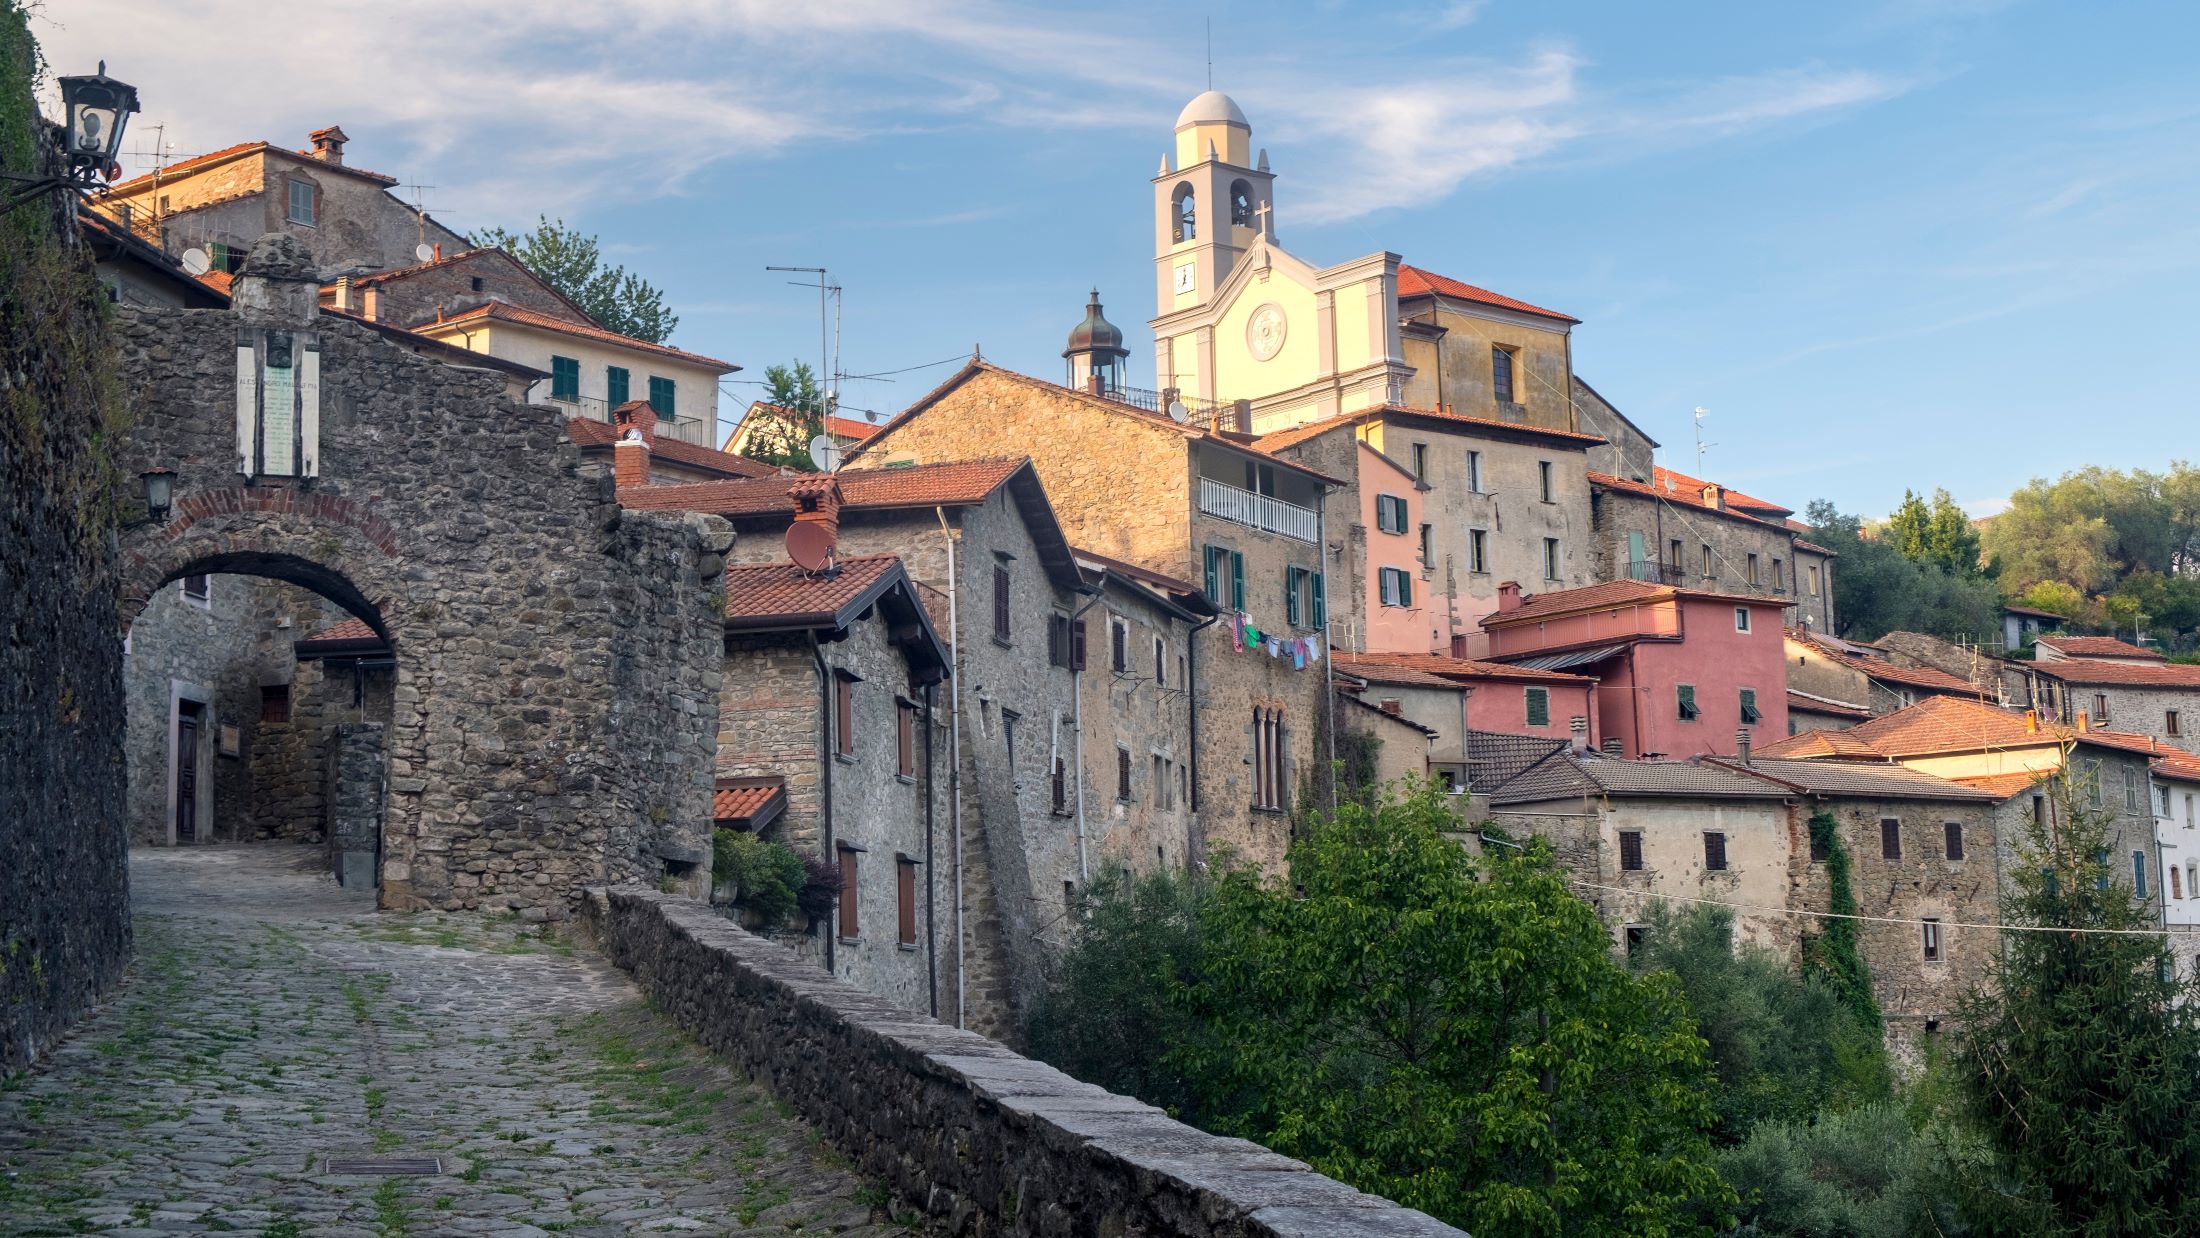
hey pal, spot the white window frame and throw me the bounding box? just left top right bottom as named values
left=1735, top=607, right=1751, bottom=633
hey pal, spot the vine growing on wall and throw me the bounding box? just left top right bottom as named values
left=1802, top=811, right=1882, bottom=1036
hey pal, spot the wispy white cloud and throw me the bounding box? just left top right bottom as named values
left=1431, top=1, right=1490, bottom=31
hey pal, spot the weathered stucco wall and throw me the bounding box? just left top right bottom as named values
left=581, top=887, right=1464, bottom=1238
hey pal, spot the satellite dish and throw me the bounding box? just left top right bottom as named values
left=786, top=520, right=835, bottom=573
left=1166, top=398, right=1190, bottom=424
left=415, top=243, right=435, bottom=262
left=808, top=434, right=842, bottom=472
left=180, top=247, right=210, bottom=276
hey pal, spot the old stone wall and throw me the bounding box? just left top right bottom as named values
left=1574, top=378, right=1655, bottom=483
left=1787, top=798, right=1998, bottom=1054
left=1590, top=485, right=1796, bottom=604
left=325, top=722, right=386, bottom=889
left=0, top=14, right=132, bottom=1071
left=1873, top=631, right=2008, bottom=696
left=718, top=636, right=825, bottom=843
left=341, top=249, right=588, bottom=329
left=1080, top=581, right=1200, bottom=876
left=581, top=888, right=1464, bottom=1238
left=109, top=238, right=726, bottom=914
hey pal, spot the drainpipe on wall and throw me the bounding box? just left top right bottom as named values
left=1320, top=490, right=1338, bottom=817
left=935, top=507, right=967, bottom=1030
left=809, top=631, right=835, bottom=978
left=922, top=680, right=939, bottom=1019
left=1067, top=585, right=1106, bottom=885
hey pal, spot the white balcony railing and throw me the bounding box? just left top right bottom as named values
left=550, top=394, right=712, bottom=446
left=1198, top=476, right=1318, bottom=543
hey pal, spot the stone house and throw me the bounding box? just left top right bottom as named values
left=842, top=362, right=1338, bottom=877
left=321, top=246, right=740, bottom=447
left=2038, top=634, right=2168, bottom=663
left=2000, top=603, right=2066, bottom=653
left=1787, top=628, right=1986, bottom=716
left=2016, top=655, right=2200, bottom=750
left=1707, top=756, right=2000, bottom=1054
left=80, top=205, right=232, bottom=310
left=1479, top=579, right=1792, bottom=760
left=94, top=125, right=469, bottom=278
left=1763, top=695, right=2168, bottom=925
left=1252, top=403, right=1602, bottom=652
left=1068, top=549, right=1214, bottom=878
left=1587, top=465, right=1834, bottom=632
left=1572, top=376, right=1657, bottom=484
left=1870, top=630, right=2015, bottom=699
left=1482, top=751, right=1796, bottom=953
left=1333, top=691, right=1440, bottom=793
left=622, top=459, right=1102, bottom=1039
left=714, top=551, right=951, bottom=1019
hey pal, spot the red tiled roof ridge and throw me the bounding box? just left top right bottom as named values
left=1586, top=470, right=1807, bottom=537
left=415, top=301, right=735, bottom=372
left=2024, top=658, right=2200, bottom=686
left=1647, top=464, right=1792, bottom=518
left=1395, top=263, right=1579, bottom=324
left=1483, top=577, right=1789, bottom=627
left=105, top=140, right=400, bottom=194
left=1334, top=649, right=1596, bottom=683
left=565, top=418, right=776, bottom=479
left=2038, top=634, right=2168, bottom=661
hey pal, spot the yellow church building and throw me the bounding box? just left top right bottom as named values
left=1148, top=90, right=1585, bottom=441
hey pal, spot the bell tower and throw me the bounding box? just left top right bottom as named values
left=1152, top=91, right=1275, bottom=321
left=1063, top=289, right=1128, bottom=396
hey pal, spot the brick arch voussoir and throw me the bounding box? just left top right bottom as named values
left=119, top=487, right=404, bottom=639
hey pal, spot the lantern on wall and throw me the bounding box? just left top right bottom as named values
left=3, top=61, right=139, bottom=213
left=140, top=467, right=174, bottom=524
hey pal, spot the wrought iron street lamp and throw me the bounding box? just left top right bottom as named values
left=2, top=61, right=139, bottom=213
left=140, top=467, right=173, bottom=524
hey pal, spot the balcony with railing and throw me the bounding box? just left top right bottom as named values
left=1198, top=476, right=1319, bottom=543
left=1626, top=561, right=1690, bottom=585
left=1080, top=378, right=1256, bottom=435
left=550, top=393, right=713, bottom=447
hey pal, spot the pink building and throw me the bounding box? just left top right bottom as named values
left=1480, top=579, right=1789, bottom=760
left=1334, top=652, right=1597, bottom=745
left=1356, top=442, right=1431, bottom=653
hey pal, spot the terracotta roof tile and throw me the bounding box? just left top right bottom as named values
left=2028, top=658, right=2200, bottom=687
left=1482, top=578, right=1784, bottom=628
left=621, top=458, right=1028, bottom=517
left=1756, top=728, right=1887, bottom=759
left=2151, top=747, right=2200, bottom=784
left=2038, top=635, right=2166, bottom=661
left=107, top=141, right=404, bottom=195
left=723, top=554, right=902, bottom=625
left=1950, top=771, right=2051, bottom=801
left=305, top=617, right=376, bottom=643
left=1256, top=403, right=1604, bottom=455
left=1786, top=689, right=1872, bottom=721
left=1491, top=753, right=1790, bottom=804
left=849, top=362, right=1345, bottom=487
left=414, top=301, right=736, bottom=372
left=1835, top=694, right=2165, bottom=760
left=566, top=418, right=776, bottom=479
left=1712, top=756, right=1996, bottom=801
left=1587, top=469, right=1810, bottom=539
left=1788, top=630, right=1983, bottom=694
left=1335, top=650, right=1595, bottom=684
left=713, top=778, right=786, bottom=825
left=1396, top=263, right=1578, bottom=324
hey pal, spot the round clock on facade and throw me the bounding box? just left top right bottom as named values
left=1246, top=302, right=1288, bottom=362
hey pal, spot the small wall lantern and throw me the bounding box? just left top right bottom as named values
left=2, top=62, right=139, bottom=213
left=140, top=467, right=173, bottom=524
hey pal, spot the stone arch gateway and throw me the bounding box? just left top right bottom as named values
left=110, top=234, right=731, bottom=914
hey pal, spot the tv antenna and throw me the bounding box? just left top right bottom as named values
left=1692, top=406, right=1714, bottom=474
left=767, top=264, right=842, bottom=427
left=1206, top=18, right=1213, bottom=90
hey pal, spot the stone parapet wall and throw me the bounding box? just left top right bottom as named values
left=580, top=888, right=1464, bottom=1238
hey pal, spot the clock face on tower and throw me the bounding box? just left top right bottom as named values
left=1173, top=263, right=1196, bottom=295
left=1246, top=302, right=1288, bottom=362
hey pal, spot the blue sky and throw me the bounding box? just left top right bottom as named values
left=39, top=1, right=2200, bottom=518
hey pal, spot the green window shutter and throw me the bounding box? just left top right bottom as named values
left=1740, top=688, right=1759, bottom=723
left=1526, top=688, right=1549, bottom=727
left=1203, top=546, right=1219, bottom=602
left=1230, top=552, right=1245, bottom=611
left=1399, top=571, right=1412, bottom=608
left=648, top=376, right=675, bottom=416
left=1285, top=567, right=1301, bottom=627
left=1678, top=684, right=1698, bottom=719
left=606, top=366, right=630, bottom=405
left=551, top=356, right=580, bottom=401
left=1311, top=572, right=1326, bottom=628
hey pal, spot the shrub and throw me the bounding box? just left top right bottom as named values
left=711, top=829, right=807, bottom=927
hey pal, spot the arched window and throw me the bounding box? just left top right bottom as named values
left=1230, top=180, right=1254, bottom=227
left=1172, top=183, right=1197, bottom=243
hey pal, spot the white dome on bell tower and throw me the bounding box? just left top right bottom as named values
left=1175, top=89, right=1248, bottom=130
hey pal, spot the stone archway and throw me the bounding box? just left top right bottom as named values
left=111, top=234, right=731, bottom=915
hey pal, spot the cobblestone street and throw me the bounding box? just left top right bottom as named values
left=0, top=847, right=923, bottom=1237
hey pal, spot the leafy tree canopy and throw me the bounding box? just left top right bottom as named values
left=1033, top=783, right=1735, bottom=1236
left=470, top=215, right=678, bottom=344
left=1805, top=499, right=2003, bottom=642
left=738, top=362, right=828, bottom=472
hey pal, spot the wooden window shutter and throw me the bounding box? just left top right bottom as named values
left=1111, top=621, right=1127, bottom=672
left=1525, top=688, right=1549, bottom=727
left=1230, top=552, right=1245, bottom=610
left=1619, top=830, right=1643, bottom=871
left=993, top=565, right=1011, bottom=640
left=1311, top=571, right=1326, bottom=628
left=897, top=857, right=917, bottom=946
left=836, top=848, right=859, bottom=939
left=1944, top=820, right=1964, bottom=862
left=1285, top=567, right=1301, bottom=627
left=1051, top=756, right=1067, bottom=812
left=1881, top=818, right=1902, bottom=860
left=1203, top=545, right=1219, bottom=601
left=897, top=702, right=914, bottom=777
left=1072, top=619, right=1087, bottom=671
left=1048, top=615, right=1067, bottom=667
left=1117, top=747, right=1132, bottom=799
left=835, top=676, right=854, bottom=755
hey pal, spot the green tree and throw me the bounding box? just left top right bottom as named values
left=1950, top=765, right=2200, bottom=1234
left=1982, top=466, right=2200, bottom=594
left=469, top=215, right=678, bottom=343
left=1805, top=501, right=2002, bottom=641
left=1033, top=783, right=1735, bottom=1235
left=1925, top=487, right=1984, bottom=576
left=1630, top=902, right=1887, bottom=1142
left=2013, top=580, right=2085, bottom=620
left=1887, top=490, right=1933, bottom=564
left=738, top=362, right=828, bottom=471
left=1718, top=1102, right=1969, bottom=1238
left=1800, top=813, right=1882, bottom=1039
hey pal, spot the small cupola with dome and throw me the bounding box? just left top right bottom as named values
left=1064, top=288, right=1129, bottom=396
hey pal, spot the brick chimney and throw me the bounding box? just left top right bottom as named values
left=308, top=125, right=348, bottom=166
left=788, top=474, right=843, bottom=545
left=613, top=429, right=650, bottom=489
left=612, top=400, right=659, bottom=448
left=1496, top=580, right=1524, bottom=614
left=1736, top=728, right=1752, bottom=764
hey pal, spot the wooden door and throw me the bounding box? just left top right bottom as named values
left=175, top=713, right=200, bottom=844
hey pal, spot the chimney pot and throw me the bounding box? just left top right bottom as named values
left=1736, top=729, right=1752, bottom=764
left=308, top=125, right=348, bottom=166
left=1496, top=581, right=1524, bottom=613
